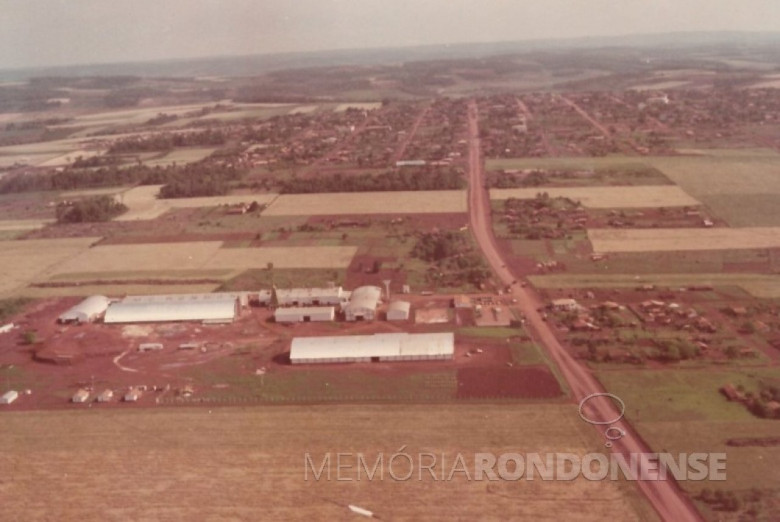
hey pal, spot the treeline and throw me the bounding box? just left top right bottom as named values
left=279, top=169, right=465, bottom=194
left=0, top=162, right=244, bottom=196
left=108, top=129, right=226, bottom=153
left=56, top=195, right=127, bottom=223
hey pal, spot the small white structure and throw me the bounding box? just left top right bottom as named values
left=290, top=332, right=454, bottom=364
left=344, top=286, right=382, bottom=321
left=1, top=390, right=19, bottom=404
left=551, top=298, right=579, bottom=311
left=386, top=301, right=411, bottom=321
left=124, top=389, right=142, bottom=402
left=58, top=295, right=111, bottom=324
left=275, top=306, right=335, bottom=323
left=0, top=323, right=14, bottom=334
left=71, top=389, right=90, bottom=403
left=138, top=343, right=163, bottom=352
left=105, top=294, right=239, bottom=324
left=97, top=389, right=114, bottom=402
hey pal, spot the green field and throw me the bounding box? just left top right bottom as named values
left=596, top=368, right=780, bottom=520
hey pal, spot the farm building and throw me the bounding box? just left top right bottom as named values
left=138, top=343, right=163, bottom=352
left=97, top=389, right=114, bottom=402
left=71, top=389, right=90, bottom=403
left=386, top=301, right=411, bottom=321
left=271, top=287, right=350, bottom=307
left=344, top=286, right=382, bottom=321
left=275, top=306, right=335, bottom=323
left=290, top=332, right=454, bottom=364
left=58, top=295, right=111, bottom=323
left=551, top=298, right=579, bottom=311
left=452, top=295, right=472, bottom=309
left=1, top=390, right=19, bottom=404
left=104, top=294, right=239, bottom=324
left=124, top=389, right=142, bottom=402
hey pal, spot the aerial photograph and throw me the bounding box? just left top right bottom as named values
left=0, top=0, right=778, bottom=520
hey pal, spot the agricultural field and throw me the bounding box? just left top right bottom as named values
left=116, top=185, right=278, bottom=221
left=262, top=190, right=468, bottom=216
left=589, top=227, right=780, bottom=253
left=529, top=273, right=780, bottom=299
left=490, top=186, right=700, bottom=208
left=0, top=237, right=100, bottom=297
left=48, top=242, right=357, bottom=276
left=596, top=369, right=780, bottom=521
left=0, top=404, right=656, bottom=521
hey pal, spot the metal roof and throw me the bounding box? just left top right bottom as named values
left=388, top=301, right=411, bottom=313
left=58, top=295, right=111, bottom=322
left=344, top=286, right=381, bottom=312
left=104, top=297, right=237, bottom=323
left=290, top=332, right=454, bottom=361
left=275, top=306, right=335, bottom=317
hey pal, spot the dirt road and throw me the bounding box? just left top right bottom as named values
left=466, top=100, right=703, bottom=522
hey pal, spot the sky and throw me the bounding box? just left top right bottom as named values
left=0, top=0, right=778, bottom=69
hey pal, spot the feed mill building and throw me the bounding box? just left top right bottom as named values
left=58, top=295, right=112, bottom=324
left=290, top=332, right=454, bottom=364
left=261, top=287, right=350, bottom=307
left=104, top=293, right=242, bottom=324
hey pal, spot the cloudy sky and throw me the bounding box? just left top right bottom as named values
left=1, top=0, right=778, bottom=69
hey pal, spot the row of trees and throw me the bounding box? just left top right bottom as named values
left=411, top=231, right=490, bottom=288
left=279, top=169, right=465, bottom=194
left=108, top=129, right=226, bottom=153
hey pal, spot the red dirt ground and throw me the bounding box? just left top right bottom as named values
left=456, top=366, right=562, bottom=399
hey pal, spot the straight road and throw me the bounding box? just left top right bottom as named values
left=466, top=100, right=703, bottom=522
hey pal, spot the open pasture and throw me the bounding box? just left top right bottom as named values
left=0, top=237, right=100, bottom=297
left=490, top=186, right=700, bottom=208
left=589, top=227, right=780, bottom=253
left=263, top=190, right=468, bottom=216
left=115, top=185, right=278, bottom=220
left=0, top=405, right=655, bottom=521
left=49, top=241, right=357, bottom=276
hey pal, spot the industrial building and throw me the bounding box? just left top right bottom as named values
left=58, top=295, right=111, bottom=324
left=343, top=286, right=382, bottom=321
left=386, top=301, right=411, bottom=321
left=268, top=287, right=350, bottom=307
left=290, top=332, right=454, bottom=364
left=104, top=293, right=239, bottom=324
left=274, top=306, right=335, bottom=323
left=124, top=389, right=142, bottom=402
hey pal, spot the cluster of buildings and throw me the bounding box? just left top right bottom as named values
left=57, top=285, right=412, bottom=326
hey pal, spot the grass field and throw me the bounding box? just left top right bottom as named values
left=490, top=186, right=700, bottom=208
left=0, top=405, right=657, bottom=521
left=50, top=242, right=357, bottom=276
left=486, top=151, right=780, bottom=226
left=589, top=227, right=780, bottom=253
left=263, top=191, right=468, bottom=216
left=142, top=147, right=217, bottom=167
left=116, top=185, right=278, bottom=220
left=529, top=273, right=780, bottom=298
left=0, top=237, right=100, bottom=297
left=20, top=283, right=222, bottom=298
left=597, top=369, right=780, bottom=518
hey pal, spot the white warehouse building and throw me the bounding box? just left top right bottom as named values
left=104, top=293, right=239, bottom=324
left=58, top=295, right=112, bottom=324
left=386, top=301, right=411, bottom=321
left=275, top=306, right=335, bottom=323
left=343, top=286, right=382, bottom=321
left=290, top=332, right=454, bottom=364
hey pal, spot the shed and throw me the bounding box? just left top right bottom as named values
left=58, top=295, right=111, bottom=323
left=344, top=286, right=382, bottom=321
left=290, top=332, right=454, bottom=364
left=452, top=295, right=472, bottom=309
left=274, top=306, right=335, bottom=323
left=386, top=301, right=411, bottom=321
left=97, top=389, right=114, bottom=402
left=138, top=343, right=164, bottom=352
left=551, top=298, right=579, bottom=311
left=0, top=390, right=19, bottom=404
left=124, top=389, right=142, bottom=402
left=71, top=389, right=90, bottom=403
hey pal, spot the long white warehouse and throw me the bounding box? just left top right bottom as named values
left=104, top=294, right=239, bottom=324
left=58, top=295, right=111, bottom=324
left=290, top=332, right=454, bottom=364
